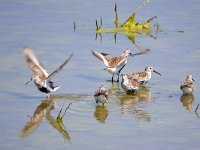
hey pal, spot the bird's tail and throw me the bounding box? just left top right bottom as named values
left=48, top=81, right=60, bottom=91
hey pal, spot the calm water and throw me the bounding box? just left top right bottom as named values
left=0, top=0, right=200, bottom=149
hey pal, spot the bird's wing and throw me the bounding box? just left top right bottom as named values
left=101, top=52, right=115, bottom=61
left=131, top=80, right=141, bottom=87
left=92, top=50, right=109, bottom=67
left=24, top=47, right=48, bottom=80
left=128, top=72, right=148, bottom=80
left=180, top=81, right=195, bottom=90
left=114, top=57, right=127, bottom=68
left=46, top=53, right=73, bottom=81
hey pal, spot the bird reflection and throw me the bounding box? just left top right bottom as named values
left=20, top=98, right=71, bottom=142
left=107, top=83, right=121, bottom=95
left=20, top=100, right=50, bottom=138
left=119, top=87, right=151, bottom=122
left=94, top=106, right=108, bottom=123
left=180, top=94, right=195, bottom=111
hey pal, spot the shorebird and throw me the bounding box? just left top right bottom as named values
left=180, top=74, right=195, bottom=95
left=92, top=48, right=148, bottom=83
left=94, top=85, right=108, bottom=106
left=121, top=74, right=142, bottom=93
left=126, top=66, right=161, bottom=85
left=24, top=47, right=73, bottom=97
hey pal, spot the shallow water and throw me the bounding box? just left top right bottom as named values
left=0, top=0, right=200, bottom=150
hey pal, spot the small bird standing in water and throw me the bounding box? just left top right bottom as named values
left=126, top=66, right=161, bottom=85
left=180, top=74, right=195, bottom=95
left=121, top=74, right=142, bottom=93
left=24, top=47, right=73, bottom=97
left=92, top=48, right=148, bottom=83
left=94, top=85, right=108, bottom=106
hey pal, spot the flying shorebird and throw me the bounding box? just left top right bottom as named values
left=121, top=74, right=142, bottom=93
left=180, top=74, right=195, bottom=95
left=94, top=85, right=108, bottom=106
left=24, top=47, right=73, bottom=97
left=126, top=66, right=161, bottom=85
left=92, top=48, right=148, bottom=83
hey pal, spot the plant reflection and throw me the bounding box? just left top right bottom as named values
left=20, top=98, right=71, bottom=142
left=94, top=106, right=108, bottom=124
left=180, top=94, right=195, bottom=111
left=95, top=31, right=156, bottom=52
left=119, top=87, right=151, bottom=122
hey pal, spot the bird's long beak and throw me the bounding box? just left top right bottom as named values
left=192, top=78, right=195, bottom=81
left=129, top=53, right=133, bottom=56
left=25, top=80, right=32, bottom=85
left=132, top=49, right=150, bottom=57
left=153, top=70, right=161, bottom=76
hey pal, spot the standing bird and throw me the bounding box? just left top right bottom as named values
left=180, top=74, right=195, bottom=95
left=92, top=48, right=148, bottom=83
left=126, top=66, right=161, bottom=85
left=94, top=85, right=108, bottom=106
left=24, top=47, right=73, bottom=97
left=121, top=74, right=142, bottom=93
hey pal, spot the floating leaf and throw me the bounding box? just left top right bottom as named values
left=95, top=0, right=158, bottom=37
left=120, top=13, right=136, bottom=29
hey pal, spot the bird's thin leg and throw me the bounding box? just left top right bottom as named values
left=117, top=73, right=120, bottom=83
left=112, top=74, right=114, bottom=83
left=118, top=64, right=126, bottom=74
left=117, top=64, right=126, bottom=82
left=47, top=93, right=51, bottom=99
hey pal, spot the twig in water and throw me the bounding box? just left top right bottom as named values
left=100, top=17, right=102, bottom=28
left=194, top=104, right=200, bottom=118
left=135, top=0, right=151, bottom=14
left=96, top=19, right=98, bottom=29
left=96, top=18, right=103, bottom=31
left=114, top=33, right=117, bottom=43
left=195, top=104, right=199, bottom=113
left=114, top=3, right=119, bottom=27
left=73, top=21, right=76, bottom=32
left=57, top=100, right=72, bottom=121
left=61, top=102, right=72, bottom=119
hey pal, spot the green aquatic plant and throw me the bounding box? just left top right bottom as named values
left=96, top=0, right=158, bottom=37
left=57, top=102, right=72, bottom=123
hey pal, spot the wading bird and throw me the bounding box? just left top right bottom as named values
left=94, top=85, right=108, bottom=106
left=92, top=48, right=148, bottom=83
left=24, top=47, right=73, bottom=97
left=180, top=74, right=195, bottom=95
left=125, top=66, right=161, bottom=85
left=121, top=74, right=142, bottom=93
